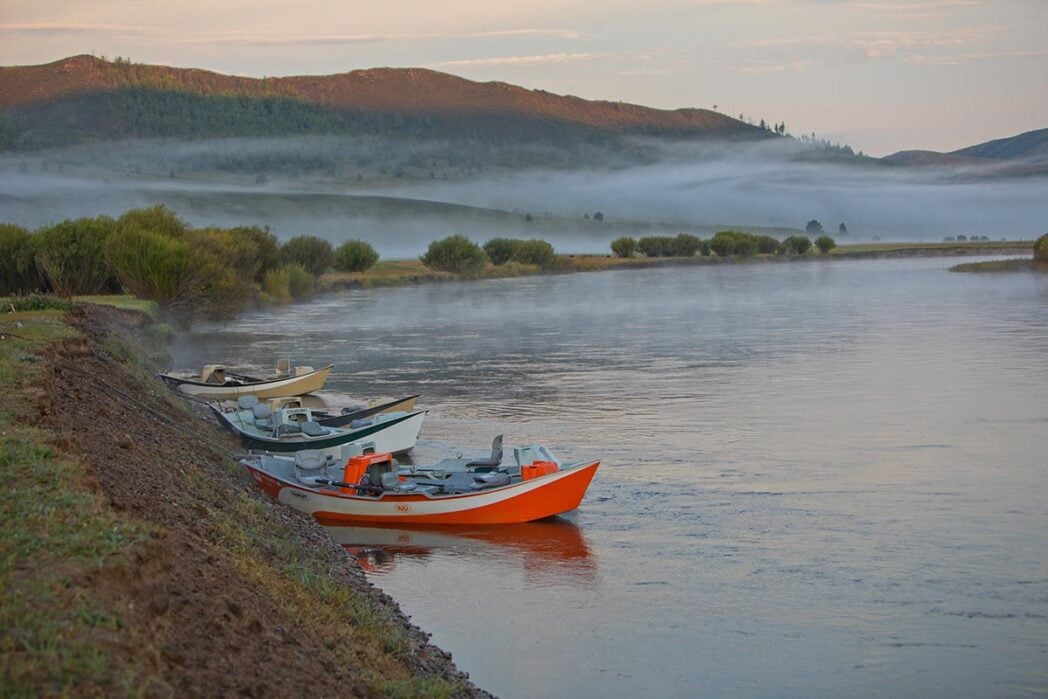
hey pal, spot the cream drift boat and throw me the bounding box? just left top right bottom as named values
left=158, top=360, right=332, bottom=400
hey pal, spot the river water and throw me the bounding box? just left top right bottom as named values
left=175, top=257, right=1048, bottom=698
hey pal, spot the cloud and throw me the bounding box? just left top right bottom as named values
left=429, top=52, right=610, bottom=68
left=177, top=28, right=583, bottom=47
left=0, top=22, right=146, bottom=36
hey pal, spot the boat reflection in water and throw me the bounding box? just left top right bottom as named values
left=324, top=518, right=597, bottom=584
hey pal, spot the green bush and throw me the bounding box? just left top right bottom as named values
left=33, top=217, right=119, bottom=296
left=782, top=235, right=813, bottom=255
left=232, top=225, right=281, bottom=280
left=285, top=263, right=314, bottom=299
left=709, top=231, right=738, bottom=257
left=420, top=235, right=487, bottom=274
left=0, top=223, right=43, bottom=295
left=105, top=227, right=191, bottom=303
left=512, top=239, right=556, bottom=268
left=333, top=239, right=379, bottom=272
left=0, top=293, right=74, bottom=312
left=815, top=235, right=837, bottom=253
left=1034, top=233, right=1048, bottom=265
left=610, top=236, right=636, bottom=258
left=261, top=266, right=292, bottom=304
left=281, top=235, right=333, bottom=276
left=116, top=204, right=188, bottom=238
left=755, top=235, right=782, bottom=254
left=180, top=228, right=261, bottom=317
left=671, top=233, right=701, bottom=257
left=637, top=236, right=675, bottom=257
left=483, top=238, right=522, bottom=266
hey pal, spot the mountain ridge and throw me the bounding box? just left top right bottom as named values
left=0, top=55, right=767, bottom=148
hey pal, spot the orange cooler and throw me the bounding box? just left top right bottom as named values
left=521, top=460, right=559, bottom=481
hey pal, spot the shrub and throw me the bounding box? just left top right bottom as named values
left=483, top=238, right=522, bottom=266
left=281, top=235, right=333, bottom=276
left=699, top=239, right=711, bottom=256
left=420, top=235, right=487, bottom=274
left=285, top=263, right=314, bottom=299
left=671, top=233, right=701, bottom=257
left=261, top=266, right=292, bottom=304
left=755, top=235, right=781, bottom=254
left=116, top=204, right=187, bottom=238
left=334, top=239, right=379, bottom=272
left=709, top=231, right=738, bottom=257
left=637, top=236, right=675, bottom=257
left=1035, top=233, right=1048, bottom=265
left=734, top=234, right=759, bottom=257
left=105, top=227, right=192, bottom=303
left=0, top=223, right=43, bottom=295
left=815, top=235, right=837, bottom=253
left=611, top=236, right=636, bottom=258
left=782, top=235, right=813, bottom=255
left=34, top=216, right=119, bottom=296
left=180, top=228, right=262, bottom=317
left=512, top=239, right=556, bottom=268
left=232, top=225, right=281, bottom=279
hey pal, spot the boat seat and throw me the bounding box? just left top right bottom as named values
left=465, top=435, right=504, bottom=472
left=294, top=449, right=336, bottom=481
left=274, top=423, right=302, bottom=437
left=252, top=404, right=274, bottom=429
left=350, top=418, right=374, bottom=429
left=301, top=421, right=331, bottom=437
left=237, top=395, right=259, bottom=410
left=471, top=471, right=511, bottom=490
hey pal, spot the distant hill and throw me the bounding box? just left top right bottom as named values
left=883, top=128, right=1048, bottom=177
left=0, top=55, right=768, bottom=150
left=951, top=127, right=1048, bottom=162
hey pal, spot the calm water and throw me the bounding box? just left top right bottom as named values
left=176, top=257, right=1048, bottom=698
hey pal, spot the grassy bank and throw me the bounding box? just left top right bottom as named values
left=0, top=299, right=479, bottom=697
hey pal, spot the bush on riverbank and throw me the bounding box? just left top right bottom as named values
left=0, top=223, right=41, bottom=295
left=420, top=235, right=487, bottom=273
left=33, top=217, right=121, bottom=296
left=710, top=231, right=759, bottom=257
left=782, top=235, right=813, bottom=255
left=483, top=238, right=521, bottom=265
left=281, top=235, right=333, bottom=276
left=611, top=236, right=636, bottom=258
left=816, top=235, right=837, bottom=253
left=334, top=239, right=379, bottom=272
left=1036, top=233, right=1048, bottom=266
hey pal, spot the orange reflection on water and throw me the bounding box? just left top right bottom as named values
left=326, top=519, right=597, bottom=583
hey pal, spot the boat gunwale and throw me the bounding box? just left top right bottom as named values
left=158, top=364, right=334, bottom=388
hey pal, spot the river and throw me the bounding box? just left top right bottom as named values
left=174, top=256, right=1048, bottom=698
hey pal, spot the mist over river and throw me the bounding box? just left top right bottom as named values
left=174, top=257, right=1048, bottom=697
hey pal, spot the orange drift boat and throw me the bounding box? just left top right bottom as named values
left=240, top=436, right=599, bottom=525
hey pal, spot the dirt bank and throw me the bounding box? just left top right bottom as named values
left=17, top=303, right=489, bottom=697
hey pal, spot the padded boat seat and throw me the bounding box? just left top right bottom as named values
left=275, top=423, right=302, bottom=436
left=466, top=434, right=504, bottom=472
left=294, top=449, right=326, bottom=472
left=237, top=395, right=259, bottom=410
left=301, top=421, right=331, bottom=437
left=350, top=418, right=374, bottom=429
left=251, top=404, right=274, bottom=429
left=471, top=471, right=511, bottom=490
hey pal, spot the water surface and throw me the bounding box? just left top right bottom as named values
left=176, top=257, right=1048, bottom=697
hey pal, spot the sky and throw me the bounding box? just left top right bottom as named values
left=1, top=0, right=1045, bottom=156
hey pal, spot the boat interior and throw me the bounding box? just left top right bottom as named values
left=227, top=395, right=384, bottom=437
left=255, top=436, right=563, bottom=497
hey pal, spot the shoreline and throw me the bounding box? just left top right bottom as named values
left=0, top=302, right=489, bottom=697
left=315, top=240, right=1034, bottom=294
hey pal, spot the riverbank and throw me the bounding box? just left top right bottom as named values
left=0, top=300, right=487, bottom=697
left=319, top=240, right=1033, bottom=292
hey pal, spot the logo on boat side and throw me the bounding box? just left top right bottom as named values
left=394, top=505, right=411, bottom=512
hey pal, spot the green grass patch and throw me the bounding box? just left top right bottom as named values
left=74, top=294, right=159, bottom=317
left=950, top=258, right=1037, bottom=273
left=0, top=310, right=156, bottom=694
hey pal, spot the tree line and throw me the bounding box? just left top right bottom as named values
left=610, top=231, right=836, bottom=259
left=0, top=206, right=378, bottom=319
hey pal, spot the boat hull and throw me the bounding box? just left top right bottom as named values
left=244, top=460, right=600, bottom=525
left=217, top=409, right=426, bottom=457
left=160, top=366, right=333, bottom=400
